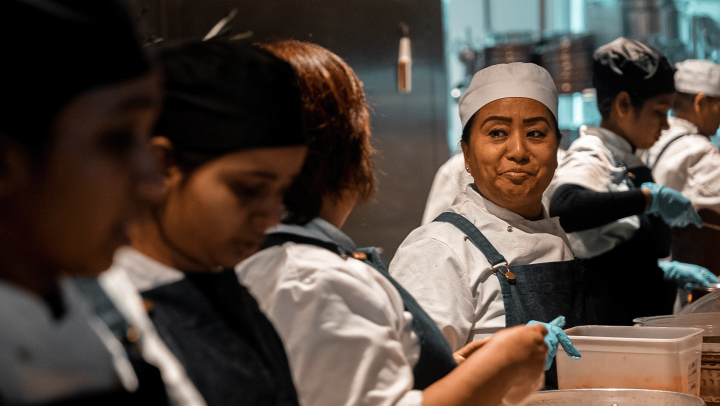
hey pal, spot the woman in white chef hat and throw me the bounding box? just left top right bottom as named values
left=389, top=62, right=589, bottom=388
left=643, top=59, right=720, bottom=276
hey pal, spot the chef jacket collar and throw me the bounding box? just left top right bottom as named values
left=464, top=184, right=550, bottom=223
left=268, top=218, right=357, bottom=254
left=114, top=247, right=186, bottom=293
left=667, top=116, right=699, bottom=135
left=579, top=125, right=643, bottom=168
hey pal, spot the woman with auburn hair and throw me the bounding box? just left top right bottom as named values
left=238, top=40, right=548, bottom=406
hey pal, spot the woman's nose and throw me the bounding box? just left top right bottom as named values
left=505, top=132, right=529, bottom=162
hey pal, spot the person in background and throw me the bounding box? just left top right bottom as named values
left=0, top=0, right=168, bottom=404
left=643, top=60, right=720, bottom=278
left=546, top=38, right=718, bottom=326
left=238, top=41, right=549, bottom=406
left=389, top=62, right=588, bottom=390
left=95, top=38, right=307, bottom=406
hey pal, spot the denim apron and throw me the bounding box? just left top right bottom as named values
left=138, top=270, right=300, bottom=406
left=433, top=212, right=595, bottom=388
left=579, top=165, right=676, bottom=326
left=73, top=278, right=170, bottom=405
left=262, top=232, right=458, bottom=390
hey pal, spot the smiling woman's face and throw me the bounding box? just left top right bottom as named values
left=461, top=97, right=558, bottom=219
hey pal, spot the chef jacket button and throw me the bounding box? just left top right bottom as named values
left=126, top=326, right=142, bottom=343
left=507, top=226, right=513, bottom=232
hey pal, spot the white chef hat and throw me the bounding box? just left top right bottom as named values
left=674, top=59, right=720, bottom=97
left=459, top=62, right=558, bottom=129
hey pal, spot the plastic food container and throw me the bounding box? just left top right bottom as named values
left=521, top=389, right=705, bottom=405
left=635, top=312, right=720, bottom=405
left=556, top=326, right=703, bottom=396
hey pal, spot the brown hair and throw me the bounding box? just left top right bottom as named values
left=260, top=40, right=375, bottom=225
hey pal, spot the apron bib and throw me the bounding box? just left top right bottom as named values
left=262, top=232, right=458, bottom=390
left=139, top=270, right=300, bottom=406
left=581, top=166, right=676, bottom=326
left=433, top=212, right=595, bottom=389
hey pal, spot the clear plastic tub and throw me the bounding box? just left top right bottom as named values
left=556, top=326, right=703, bottom=396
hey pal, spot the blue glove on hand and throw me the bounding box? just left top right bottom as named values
left=642, top=182, right=702, bottom=228
left=527, top=316, right=581, bottom=370
left=659, top=260, right=720, bottom=289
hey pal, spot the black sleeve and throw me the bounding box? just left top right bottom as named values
left=549, top=183, right=647, bottom=233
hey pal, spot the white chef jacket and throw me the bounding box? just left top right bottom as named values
left=100, top=247, right=207, bottom=406
left=421, top=153, right=469, bottom=225
left=389, top=186, right=574, bottom=351
left=423, top=150, right=567, bottom=226
left=545, top=126, right=643, bottom=259
left=643, top=116, right=720, bottom=215
left=236, top=218, right=423, bottom=406
left=0, top=278, right=130, bottom=403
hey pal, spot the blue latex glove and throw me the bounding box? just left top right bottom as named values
left=659, top=260, right=720, bottom=289
left=527, top=316, right=581, bottom=370
left=642, top=182, right=702, bottom=228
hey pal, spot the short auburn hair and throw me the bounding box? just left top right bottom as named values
left=260, top=40, right=375, bottom=225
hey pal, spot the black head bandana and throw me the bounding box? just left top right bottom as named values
left=154, top=39, right=304, bottom=154
left=593, top=37, right=675, bottom=101
left=1, top=0, right=151, bottom=149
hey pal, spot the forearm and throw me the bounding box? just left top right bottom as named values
left=550, top=184, right=647, bottom=232
left=423, top=349, right=514, bottom=406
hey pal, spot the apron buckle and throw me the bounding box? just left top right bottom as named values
left=491, top=261, right=516, bottom=284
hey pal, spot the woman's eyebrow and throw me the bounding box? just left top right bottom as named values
left=481, top=116, right=512, bottom=126
left=523, top=116, right=550, bottom=125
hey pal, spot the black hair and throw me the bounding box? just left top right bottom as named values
left=596, top=90, right=654, bottom=119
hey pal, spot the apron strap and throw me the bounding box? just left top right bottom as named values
left=647, top=133, right=691, bottom=168
left=433, top=212, right=507, bottom=268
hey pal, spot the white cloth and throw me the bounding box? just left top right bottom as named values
left=421, top=153, right=469, bottom=225
left=100, top=248, right=207, bottom=406
left=459, top=62, right=559, bottom=127
left=674, top=59, right=720, bottom=97
left=422, top=150, right=567, bottom=225
left=237, top=218, right=423, bottom=406
left=545, top=126, right=642, bottom=258
left=389, top=187, right=574, bottom=351
left=0, top=279, right=122, bottom=403
left=643, top=117, right=720, bottom=215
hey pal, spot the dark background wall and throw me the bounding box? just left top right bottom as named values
left=126, top=0, right=450, bottom=262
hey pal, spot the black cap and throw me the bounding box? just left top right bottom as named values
left=1, top=0, right=151, bottom=149
left=593, top=37, right=675, bottom=101
left=154, top=39, right=305, bottom=154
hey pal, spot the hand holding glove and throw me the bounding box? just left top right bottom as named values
left=527, top=316, right=581, bottom=370
left=659, top=260, right=720, bottom=289
left=642, top=182, right=702, bottom=228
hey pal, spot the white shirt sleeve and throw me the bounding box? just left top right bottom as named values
left=389, top=237, right=476, bottom=352
left=677, top=143, right=720, bottom=214
left=238, top=245, right=423, bottom=406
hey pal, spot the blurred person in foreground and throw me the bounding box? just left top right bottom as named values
left=0, top=0, right=169, bottom=404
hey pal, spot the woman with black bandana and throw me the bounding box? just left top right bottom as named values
left=546, top=38, right=714, bottom=326
left=0, top=0, right=168, bottom=404
left=95, top=38, right=306, bottom=406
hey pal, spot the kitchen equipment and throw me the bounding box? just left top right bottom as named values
left=685, top=284, right=720, bottom=309
left=556, top=326, right=703, bottom=396
left=635, top=312, right=720, bottom=405
left=521, top=388, right=705, bottom=405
